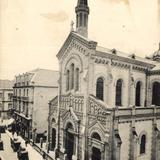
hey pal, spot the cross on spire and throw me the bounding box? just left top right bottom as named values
left=70, top=20, right=74, bottom=31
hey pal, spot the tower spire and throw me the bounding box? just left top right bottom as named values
left=75, top=0, right=89, bottom=38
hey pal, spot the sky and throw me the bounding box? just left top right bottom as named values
left=0, top=0, right=160, bottom=80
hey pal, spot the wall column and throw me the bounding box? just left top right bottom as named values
left=88, top=139, right=92, bottom=160
left=104, top=142, right=110, bottom=160
left=128, top=65, right=134, bottom=106
left=151, top=113, right=159, bottom=160
left=101, top=144, right=105, bottom=160
left=114, top=130, right=122, bottom=160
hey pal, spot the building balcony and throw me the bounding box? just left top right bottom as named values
left=21, top=96, right=29, bottom=101
left=14, top=82, right=29, bottom=88
left=17, top=96, right=21, bottom=100
left=13, top=96, right=33, bottom=103
left=21, top=96, right=33, bottom=103
left=14, top=111, right=32, bottom=121
left=13, top=96, right=17, bottom=99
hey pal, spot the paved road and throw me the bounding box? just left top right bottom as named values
left=0, top=133, right=18, bottom=160
left=0, top=132, right=44, bottom=160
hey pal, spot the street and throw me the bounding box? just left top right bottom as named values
left=0, top=133, right=18, bottom=160
left=0, top=132, right=44, bottom=160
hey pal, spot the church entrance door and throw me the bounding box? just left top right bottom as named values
left=65, top=131, right=74, bottom=160
left=51, top=128, right=56, bottom=150
left=92, top=147, right=101, bottom=160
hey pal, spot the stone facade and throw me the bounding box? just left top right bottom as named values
left=13, top=68, right=59, bottom=142
left=0, top=80, right=13, bottom=119
left=48, top=0, right=160, bottom=160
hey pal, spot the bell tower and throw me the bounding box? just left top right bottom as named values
left=75, top=0, right=89, bottom=38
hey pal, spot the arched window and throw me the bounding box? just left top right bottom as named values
left=71, top=64, right=74, bottom=89
left=152, top=82, right=160, bottom=106
left=76, top=15, right=78, bottom=28
left=115, top=79, right=123, bottom=106
left=135, top=81, right=141, bottom=106
left=52, top=118, right=56, bottom=123
left=80, top=13, right=83, bottom=26
left=96, top=77, right=104, bottom=101
left=140, top=135, right=146, bottom=154
left=91, top=132, right=101, bottom=141
left=66, top=70, right=70, bottom=91
left=75, top=68, right=79, bottom=91
left=84, top=14, right=87, bottom=26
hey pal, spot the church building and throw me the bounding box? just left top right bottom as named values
left=48, top=0, right=160, bottom=159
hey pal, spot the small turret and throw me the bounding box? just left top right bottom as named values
left=75, top=0, right=89, bottom=38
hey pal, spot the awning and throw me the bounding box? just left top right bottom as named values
left=0, top=118, right=15, bottom=126
left=14, top=112, right=31, bottom=121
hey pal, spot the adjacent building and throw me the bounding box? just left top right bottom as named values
left=0, top=80, right=13, bottom=119
left=48, top=0, right=160, bottom=160
left=48, top=96, right=58, bottom=152
left=13, top=68, right=59, bottom=142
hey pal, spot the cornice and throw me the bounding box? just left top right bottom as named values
left=13, top=85, right=34, bottom=89
left=132, top=65, right=148, bottom=72
left=111, top=60, right=130, bottom=69
left=92, top=56, right=153, bottom=73
left=92, top=56, right=109, bottom=65
left=95, top=51, right=155, bottom=69
left=92, top=55, right=148, bottom=72
left=0, top=89, right=13, bottom=91
left=148, top=69, right=160, bottom=75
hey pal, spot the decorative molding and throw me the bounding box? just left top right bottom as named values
left=148, top=69, right=160, bottom=75
left=57, top=32, right=97, bottom=60
left=93, top=57, right=109, bottom=64
left=63, top=53, right=83, bottom=74
left=60, top=93, right=84, bottom=113
left=95, top=50, right=155, bottom=69
left=88, top=123, right=106, bottom=142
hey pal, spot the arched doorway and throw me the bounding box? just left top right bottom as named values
left=51, top=128, right=56, bottom=151
left=65, top=123, right=75, bottom=160
left=152, top=82, right=160, bottom=106
left=91, top=132, right=102, bottom=160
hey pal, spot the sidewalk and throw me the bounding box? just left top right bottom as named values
left=35, top=142, right=55, bottom=159
left=6, top=130, right=44, bottom=160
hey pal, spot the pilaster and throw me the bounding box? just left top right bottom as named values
left=151, top=108, right=159, bottom=160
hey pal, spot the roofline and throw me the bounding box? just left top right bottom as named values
left=13, top=85, right=58, bottom=88
left=15, top=69, right=59, bottom=77
left=56, top=31, right=97, bottom=60
left=95, top=50, right=155, bottom=69
left=0, top=89, right=13, bottom=91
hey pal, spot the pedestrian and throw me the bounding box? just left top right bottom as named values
left=42, top=152, right=46, bottom=160
left=25, top=139, right=29, bottom=147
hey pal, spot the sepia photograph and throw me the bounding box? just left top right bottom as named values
left=0, top=0, right=160, bottom=159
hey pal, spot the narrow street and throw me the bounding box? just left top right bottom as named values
left=0, top=133, right=18, bottom=160
left=0, top=132, right=44, bottom=160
